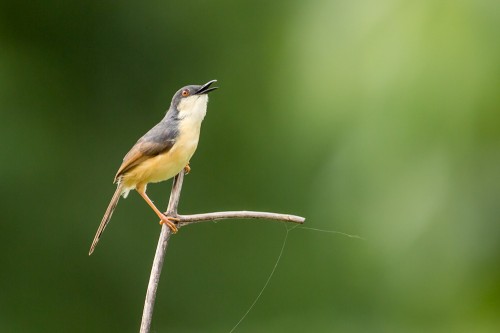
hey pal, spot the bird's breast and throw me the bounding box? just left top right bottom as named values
left=123, top=128, right=201, bottom=189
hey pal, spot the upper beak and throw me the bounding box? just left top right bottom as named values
left=194, top=79, right=218, bottom=95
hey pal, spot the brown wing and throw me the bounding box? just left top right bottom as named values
left=114, top=121, right=178, bottom=182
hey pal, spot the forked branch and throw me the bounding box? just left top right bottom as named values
left=139, top=170, right=305, bottom=333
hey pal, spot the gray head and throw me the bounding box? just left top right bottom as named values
left=170, top=80, right=218, bottom=113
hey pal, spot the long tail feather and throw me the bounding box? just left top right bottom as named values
left=89, top=185, right=123, bottom=255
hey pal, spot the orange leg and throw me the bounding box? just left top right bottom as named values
left=184, top=163, right=191, bottom=175
left=137, top=188, right=178, bottom=233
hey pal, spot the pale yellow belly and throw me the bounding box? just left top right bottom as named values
left=121, top=137, right=198, bottom=191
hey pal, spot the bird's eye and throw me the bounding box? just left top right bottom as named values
left=182, top=89, right=190, bottom=97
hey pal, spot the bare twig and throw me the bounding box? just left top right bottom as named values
left=178, top=211, right=305, bottom=226
left=139, top=171, right=184, bottom=333
left=139, top=170, right=305, bottom=333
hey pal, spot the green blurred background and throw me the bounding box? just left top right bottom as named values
left=1, top=0, right=499, bottom=332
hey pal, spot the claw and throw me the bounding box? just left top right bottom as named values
left=184, top=163, right=191, bottom=175
left=159, top=215, right=179, bottom=233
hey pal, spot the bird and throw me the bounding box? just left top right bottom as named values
left=89, top=80, right=218, bottom=255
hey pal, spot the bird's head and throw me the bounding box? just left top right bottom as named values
left=171, top=80, right=218, bottom=119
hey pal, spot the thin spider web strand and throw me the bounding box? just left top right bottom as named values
left=228, top=225, right=291, bottom=333
left=296, top=226, right=364, bottom=240
left=228, top=224, right=361, bottom=332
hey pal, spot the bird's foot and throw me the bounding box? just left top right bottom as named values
left=159, top=215, right=180, bottom=233
left=184, top=163, right=191, bottom=175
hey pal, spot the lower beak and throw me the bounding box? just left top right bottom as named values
left=194, top=80, right=218, bottom=95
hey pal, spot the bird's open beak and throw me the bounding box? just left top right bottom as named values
left=194, top=79, right=218, bottom=95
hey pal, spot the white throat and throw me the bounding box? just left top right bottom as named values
left=177, top=94, right=208, bottom=124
